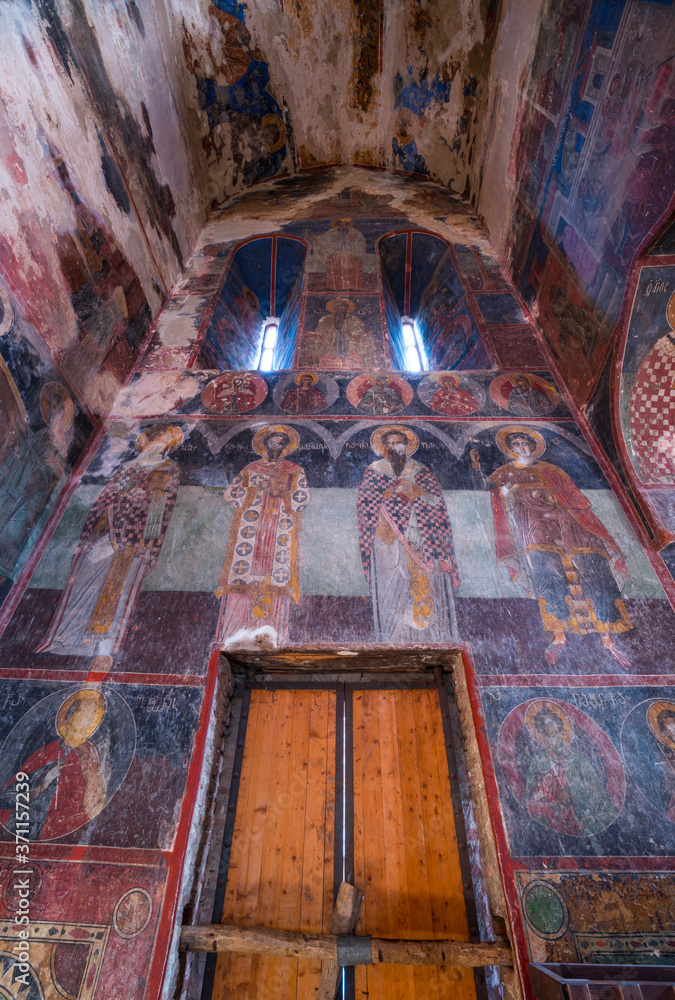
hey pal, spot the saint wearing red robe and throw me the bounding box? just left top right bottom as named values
left=472, top=427, right=632, bottom=667
left=0, top=689, right=107, bottom=841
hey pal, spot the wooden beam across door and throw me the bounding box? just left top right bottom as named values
left=179, top=924, right=513, bottom=968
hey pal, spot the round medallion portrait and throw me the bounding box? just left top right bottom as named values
left=346, top=373, right=412, bottom=415
left=0, top=686, right=136, bottom=842
left=489, top=372, right=559, bottom=416
left=497, top=698, right=625, bottom=837
left=417, top=373, right=484, bottom=415
left=621, top=699, right=675, bottom=824
left=202, top=371, right=267, bottom=414
left=273, top=371, right=338, bottom=413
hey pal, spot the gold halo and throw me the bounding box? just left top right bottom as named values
left=40, top=381, right=75, bottom=427
left=261, top=113, right=286, bottom=153
left=326, top=297, right=355, bottom=314
left=242, top=285, right=260, bottom=311
left=496, top=425, right=546, bottom=459
left=509, top=372, right=534, bottom=388
left=56, top=689, right=106, bottom=742
left=438, top=373, right=460, bottom=386
left=647, top=700, right=675, bottom=750
left=370, top=424, right=419, bottom=457
left=368, top=373, right=391, bottom=386
left=525, top=700, right=573, bottom=747
left=667, top=292, right=675, bottom=331
left=330, top=218, right=354, bottom=228
left=295, top=372, right=318, bottom=385
left=252, top=423, right=300, bottom=457
left=136, top=425, right=183, bottom=454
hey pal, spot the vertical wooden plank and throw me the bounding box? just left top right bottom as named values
left=353, top=689, right=386, bottom=1000
left=396, top=690, right=441, bottom=1000
left=353, top=689, right=368, bottom=1000
left=376, top=690, right=412, bottom=1000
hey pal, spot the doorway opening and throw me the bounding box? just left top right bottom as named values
left=180, top=654, right=509, bottom=1000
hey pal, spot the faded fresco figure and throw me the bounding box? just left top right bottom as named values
left=0, top=365, right=75, bottom=582
left=302, top=297, right=378, bottom=368
left=36, top=425, right=182, bottom=665
left=523, top=701, right=620, bottom=837
left=216, top=425, right=310, bottom=647
left=357, top=425, right=459, bottom=642
left=426, top=373, right=481, bottom=415
left=646, top=701, right=675, bottom=822
left=0, top=689, right=108, bottom=841
left=356, top=374, right=406, bottom=415
left=309, top=218, right=369, bottom=291
left=471, top=427, right=632, bottom=668
left=202, top=371, right=263, bottom=414
left=280, top=372, right=327, bottom=413
left=503, top=373, right=557, bottom=416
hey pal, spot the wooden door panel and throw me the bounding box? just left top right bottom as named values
left=353, top=689, right=478, bottom=1000
left=213, top=689, right=336, bottom=1000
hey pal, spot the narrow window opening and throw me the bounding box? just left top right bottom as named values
left=258, top=317, right=279, bottom=371
left=401, top=316, right=426, bottom=372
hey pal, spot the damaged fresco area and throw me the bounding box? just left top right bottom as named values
left=181, top=0, right=295, bottom=202
left=502, top=0, right=675, bottom=406
left=0, top=278, right=94, bottom=607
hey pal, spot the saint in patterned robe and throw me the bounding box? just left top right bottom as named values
left=216, top=457, right=310, bottom=644
left=36, top=455, right=179, bottom=658
left=488, top=459, right=631, bottom=636
left=357, top=457, right=459, bottom=641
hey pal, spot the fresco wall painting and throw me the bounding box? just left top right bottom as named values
left=504, top=0, right=675, bottom=415
left=2, top=176, right=675, bottom=998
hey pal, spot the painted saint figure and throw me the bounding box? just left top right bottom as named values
left=627, top=294, right=675, bottom=483
left=646, top=701, right=675, bottom=822
left=471, top=427, right=632, bottom=667
left=427, top=373, right=480, bottom=415
left=216, top=425, right=310, bottom=646
left=302, top=297, right=378, bottom=368
left=203, top=371, right=262, bottom=414
left=502, top=373, right=557, bottom=416
left=357, top=375, right=406, bottom=415
left=357, top=425, right=459, bottom=642
left=523, top=700, right=620, bottom=837
left=280, top=372, right=327, bottom=413
left=0, top=689, right=108, bottom=841
left=36, top=425, right=182, bottom=664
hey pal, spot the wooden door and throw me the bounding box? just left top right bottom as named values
left=212, top=689, right=336, bottom=1000
left=209, top=682, right=480, bottom=1000
left=353, top=689, right=477, bottom=1000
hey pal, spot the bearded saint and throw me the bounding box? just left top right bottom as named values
left=356, top=425, right=459, bottom=642
left=471, top=427, right=632, bottom=668
left=216, top=425, right=310, bottom=646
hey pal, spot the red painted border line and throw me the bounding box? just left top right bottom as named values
left=460, top=647, right=535, bottom=1000
left=476, top=674, right=675, bottom=687
left=0, top=842, right=163, bottom=866
left=510, top=855, right=675, bottom=873
left=0, top=667, right=206, bottom=687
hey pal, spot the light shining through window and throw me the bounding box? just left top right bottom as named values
left=401, top=316, right=426, bottom=372
left=258, top=318, right=279, bottom=371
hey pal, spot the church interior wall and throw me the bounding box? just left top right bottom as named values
left=1, top=166, right=675, bottom=998
left=0, top=0, right=673, bottom=996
